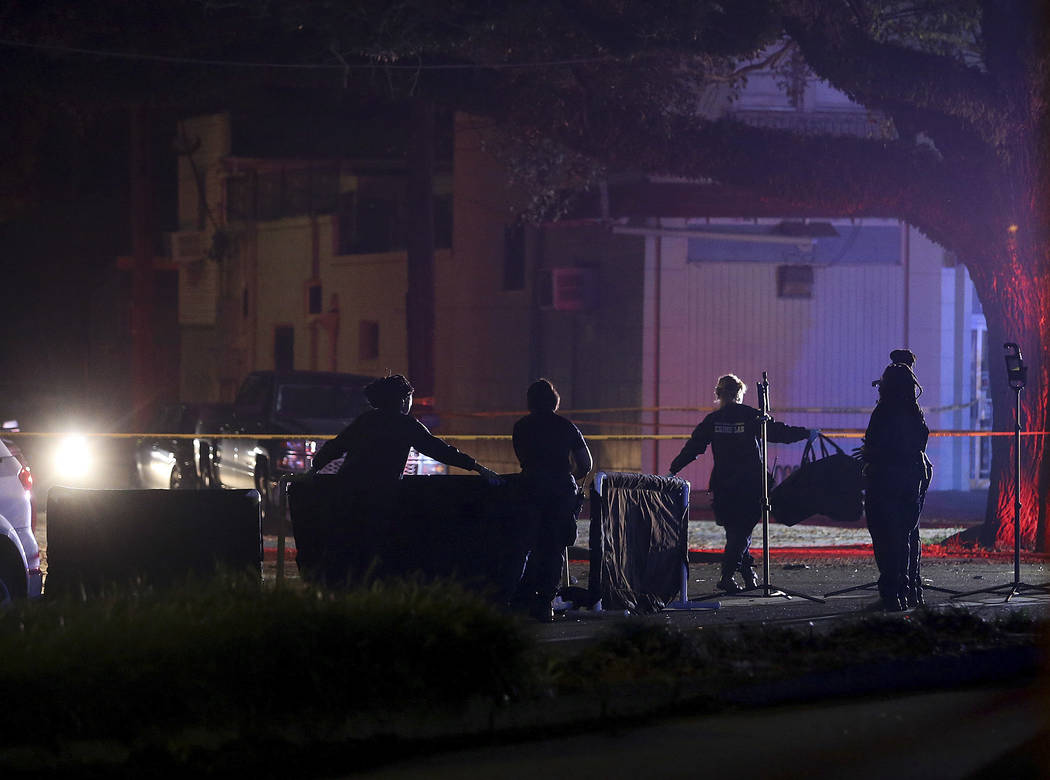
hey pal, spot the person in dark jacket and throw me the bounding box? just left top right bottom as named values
left=312, top=374, right=500, bottom=486
left=668, top=374, right=816, bottom=593
left=511, top=379, right=593, bottom=621
left=310, top=374, right=501, bottom=585
left=862, top=350, right=933, bottom=611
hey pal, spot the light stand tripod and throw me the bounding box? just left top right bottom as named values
left=756, top=372, right=824, bottom=603
left=823, top=524, right=962, bottom=598
left=953, top=343, right=1050, bottom=603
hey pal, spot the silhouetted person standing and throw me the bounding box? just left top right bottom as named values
left=512, top=379, right=593, bottom=621
left=311, top=374, right=500, bottom=585
left=862, top=350, right=932, bottom=610
left=668, top=374, right=815, bottom=593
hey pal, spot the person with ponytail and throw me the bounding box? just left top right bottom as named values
left=861, top=350, right=933, bottom=611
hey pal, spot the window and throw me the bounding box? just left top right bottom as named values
left=257, top=172, right=284, bottom=221
left=359, top=320, right=380, bottom=360
left=227, top=166, right=339, bottom=223
left=306, top=282, right=322, bottom=315
left=274, top=326, right=294, bottom=373
left=777, top=265, right=814, bottom=299
left=226, top=171, right=257, bottom=221
left=336, top=192, right=403, bottom=254
left=503, top=224, right=525, bottom=291
left=355, top=197, right=401, bottom=253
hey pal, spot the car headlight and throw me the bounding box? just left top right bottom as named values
left=278, top=439, right=316, bottom=472
left=54, top=434, right=93, bottom=481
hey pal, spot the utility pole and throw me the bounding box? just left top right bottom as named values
left=129, top=104, right=155, bottom=430
left=405, top=99, right=435, bottom=400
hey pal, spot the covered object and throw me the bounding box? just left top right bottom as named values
left=588, top=472, right=690, bottom=614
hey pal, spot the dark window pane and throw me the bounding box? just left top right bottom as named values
left=284, top=169, right=312, bottom=216
left=311, top=168, right=339, bottom=214
left=776, top=265, right=814, bottom=299
left=355, top=197, right=399, bottom=253
left=258, top=172, right=284, bottom=221
left=226, top=171, right=257, bottom=220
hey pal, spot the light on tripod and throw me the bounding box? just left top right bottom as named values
left=1004, top=342, right=1028, bottom=390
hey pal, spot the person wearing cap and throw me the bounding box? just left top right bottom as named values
left=310, top=374, right=501, bottom=585
left=668, top=374, right=818, bottom=593
left=861, top=350, right=933, bottom=611
left=511, top=379, right=593, bottom=621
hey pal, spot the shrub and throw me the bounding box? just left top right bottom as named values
left=0, top=575, right=535, bottom=744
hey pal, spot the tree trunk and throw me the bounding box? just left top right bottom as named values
left=966, top=239, right=1050, bottom=551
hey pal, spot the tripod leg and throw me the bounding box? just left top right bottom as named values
left=825, top=581, right=879, bottom=597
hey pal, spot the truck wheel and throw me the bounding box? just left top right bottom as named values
left=199, top=443, right=214, bottom=488
left=255, top=459, right=274, bottom=532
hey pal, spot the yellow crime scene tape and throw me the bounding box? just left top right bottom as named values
left=2, top=430, right=1045, bottom=441
left=0, top=398, right=1028, bottom=442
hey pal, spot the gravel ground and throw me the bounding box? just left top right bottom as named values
left=573, top=518, right=966, bottom=551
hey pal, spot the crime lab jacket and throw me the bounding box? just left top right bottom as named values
left=669, top=402, right=808, bottom=504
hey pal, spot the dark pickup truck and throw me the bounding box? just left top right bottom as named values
left=207, top=370, right=447, bottom=527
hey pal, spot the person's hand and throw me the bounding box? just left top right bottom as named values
left=665, top=471, right=676, bottom=478
left=476, top=465, right=504, bottom=486
left=807, top=429, right=821, bottom=443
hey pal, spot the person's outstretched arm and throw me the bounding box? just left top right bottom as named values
left=311, top=420, right=358, bottom=473
left=410, top=418, right=502, bottom=484
left=766, top=417, right=812, bottom=445
left=668, top=417, right=712, bottom=475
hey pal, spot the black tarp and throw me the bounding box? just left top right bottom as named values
left=588, top=472, right=690, bottom=614
left=45, top=487, right=262, bottom=597
left=770, top=434, right=864, bottom=526
left=288, top=474, right=537, bottom=599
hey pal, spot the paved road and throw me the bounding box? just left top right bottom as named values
left=360, top=681, right=1047, bottom=779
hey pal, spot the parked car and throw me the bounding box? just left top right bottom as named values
left=207, top=371, right=448, bottom=527
left=0, top=435, right=42, bottom=601
left=133, top=403, right=230, bottom=490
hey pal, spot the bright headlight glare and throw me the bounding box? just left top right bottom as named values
left=54, top=434, right=93, bottom=479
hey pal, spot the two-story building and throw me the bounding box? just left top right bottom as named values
left=171, top=111, right=451, bottom=403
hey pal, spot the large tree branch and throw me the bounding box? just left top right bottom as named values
left=780, top=3, right=1012, bottom=148
left=512, top=86, right=998, bottom=254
